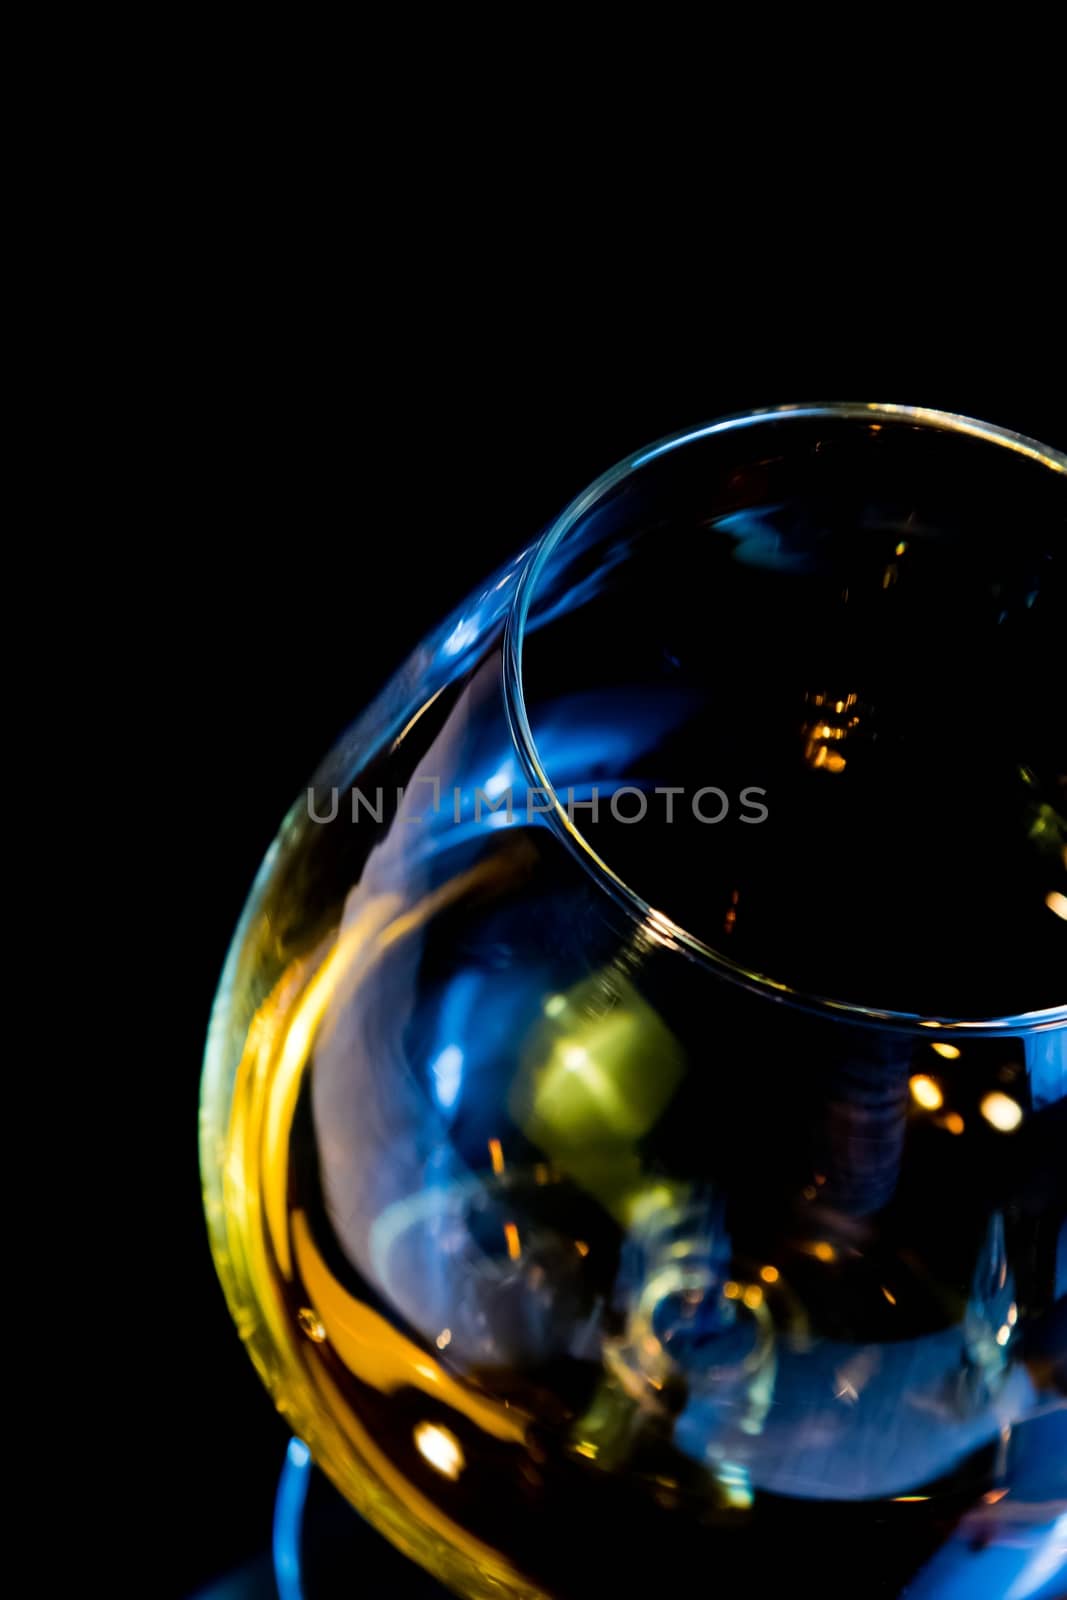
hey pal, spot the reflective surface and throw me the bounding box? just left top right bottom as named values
left=203, top=407, right=1066, bottom=1599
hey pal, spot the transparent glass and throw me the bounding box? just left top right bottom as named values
left=202, top=405, right=1067, bottom=1600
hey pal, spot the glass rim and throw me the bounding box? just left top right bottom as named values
left=502, top=402, right=1067, bottom=1037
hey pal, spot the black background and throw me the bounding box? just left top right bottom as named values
left=125, top=328, right=1065, bottom=1598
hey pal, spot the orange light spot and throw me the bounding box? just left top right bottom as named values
left=910, top=1074, right=944, bottom=1111
left=981, top=1093, right=1023, bottom=1132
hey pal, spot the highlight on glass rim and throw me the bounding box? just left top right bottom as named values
left=201, top=405, right=1067, bottom=1600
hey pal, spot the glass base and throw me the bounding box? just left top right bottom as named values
left=274, top=1423, right=1066, bottom=1600
left=273, top=1440, right=451, bottom=1599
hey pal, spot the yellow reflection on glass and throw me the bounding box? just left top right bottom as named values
left=1046, top=890, right=1067, bottom=921
left=291, top=1213, right=526, bottom=1444
left=981, top=1092, right=1023, bottom=1132
left=909, top=1074, right=944, bottom=1111
left=931, top=1043, right=961, bottom=1060
left=414, top=1423, right=465, bottom=1481
left=297, top=1307, right=327, bottom=1343
left=759, top=1265, right=779, bottom=1284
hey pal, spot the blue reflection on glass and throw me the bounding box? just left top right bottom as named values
left=273, top=1437, right=311, bottom=1600
left=431, top=1045, right=464, bottom=1111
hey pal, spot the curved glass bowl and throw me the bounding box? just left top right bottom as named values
left=202, top=405, right=1067, bottom=1600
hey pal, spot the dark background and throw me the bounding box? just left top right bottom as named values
left=132, top=339, right=1064, bottom=1598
